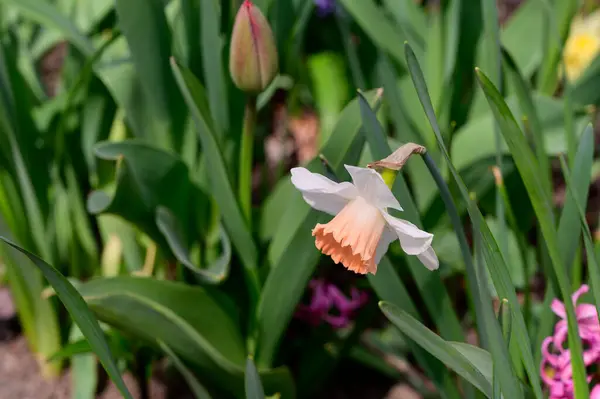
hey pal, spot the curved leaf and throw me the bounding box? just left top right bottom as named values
left=158, top=340, right=213, bottom=399
left=156, top=207, right=231, bottom=283
left=87, top=141, right=219, bottom=279
left=380, top=302, right=492, bottom=397
left=79, top=276, right=294, bottom=397
left=0, top=237, right=133, bottom=399
left=245, top=358, right=266, bottom=399
left=170, top=59, right=259, bottom=277
left=476, top=68, right=588, bottom=398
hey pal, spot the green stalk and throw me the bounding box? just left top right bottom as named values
left=422, top=153, right=487, bottom=348
left=238, top=97, right=261, bottom=353
left=493, top=167, right=531, bottom=328
left=239, top=96, right=257, bottom=225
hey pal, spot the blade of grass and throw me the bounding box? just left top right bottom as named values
left=405, top=42, right=542, bottom=399
left=501, top=47, right=551, bottom=197
left=481, top=0, right=506, bottom=267
left=535, top=124, right=594, bottom=365
left=558, top=151, right=600, bottom=319
left=0, top=237, right=133, bottom=399
left=475, top=68, right=588, bottom=399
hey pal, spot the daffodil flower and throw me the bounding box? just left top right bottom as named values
left=290, top=165, right=438, bottom=274
left=563, top=9, right=600, bottom=81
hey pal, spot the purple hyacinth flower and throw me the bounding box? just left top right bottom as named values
left=295, top=279, right=368, bottom=329
left=314, top=0, right=337, bottom=16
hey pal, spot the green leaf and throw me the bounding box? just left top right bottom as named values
left=380, top=302, right=492, bottom=397
left=535, top=124, right=593, bottom=365
left=80, top=276, right=294, bottom=398
left=245, top=358, right=266, bottom=399
left=368, top=259, right=463, bottom=399
left=115, top=0, right=184, bottom=150
left=556, top=126, right=600, bottom=331
left=0, top=0, right=94, bottom=56
left=255, top=90, right=382, bottom=367
left=450, top=93, right=586, bottom=171
left=405, top=43, right=541, bottom=399
left=382, top=0, right=425, bottom=49
left=450, top=342, right=493, bottom=383
left=336, top=0, right=409, bottom=67
left=537, top=0, right=577, bottom=94
left=70, top=325, right=98, bottom=399
left=0, top=42, right=61, bottom=372
left=0, top=237, right=133, bottom=399
left=502, top=48, right=551, bottom=195
left=475, top=68, right=588, bottom=398
left=357, top=95, right=466, bottom=398
left=500, top=0, right=544, bottom=78
left=571, top=53, right=600, bottom=105
left=170, top=59, right=259, bottom=278
left=308, top=53, right=350, bottom=145
left=201, top=0, right=229, bottom=138
left=158, top=340, right=213, bottom=399
left=357, top=92, right=465, bottom=342
left=156, top=207, right=231, bottom=283
left=87, top=141, right=216, bottom=279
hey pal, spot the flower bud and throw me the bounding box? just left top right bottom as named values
left=229, top=0, right=278, bottom=93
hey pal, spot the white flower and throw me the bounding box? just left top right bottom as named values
left=290, top=165, right=438, bottom=274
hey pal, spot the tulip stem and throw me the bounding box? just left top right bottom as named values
left=239, top=96, right=257, bottom=225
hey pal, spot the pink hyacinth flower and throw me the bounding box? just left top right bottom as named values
left=551, top=284, right=600, bottom=351
left=540, top=284, right=600, bottom=398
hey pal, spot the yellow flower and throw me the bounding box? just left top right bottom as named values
left=563, top=10, right=600, bottom=81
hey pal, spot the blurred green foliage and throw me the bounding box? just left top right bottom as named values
left=0, top=0, right=599, bottom=398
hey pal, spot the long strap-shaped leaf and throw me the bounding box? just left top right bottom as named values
left=245, top=358, right=266, bottom=399
left=0, top=237, right=133, bottom=399
left=170, top=59, right=260, bottom=296
left=404, top=43, right=540, bottom=399
left=475, top=68, right=588, bottom=399
left=380, top=302, right=492, bottom=397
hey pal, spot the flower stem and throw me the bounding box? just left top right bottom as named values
left=239, top=96, right=257, bottom=225
left=422, top=152, right=487, bottom=347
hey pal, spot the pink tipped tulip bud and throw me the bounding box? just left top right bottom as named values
left=229, top=0, right=278, bottom=93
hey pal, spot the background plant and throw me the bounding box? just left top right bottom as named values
left=0, top=0, right=598, bottom=398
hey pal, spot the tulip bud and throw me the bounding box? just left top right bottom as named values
left=229, top=0, right=278, bottom=93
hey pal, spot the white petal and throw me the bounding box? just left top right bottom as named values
left=344, top=165, right=402, bottom=210
left=290, top=167, right=358, bottom=215
left=382, top=213, right=433, bottom=255
left=374, top=227, right=396, bottom=265
left=417, top=246, right=439, bottom=270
